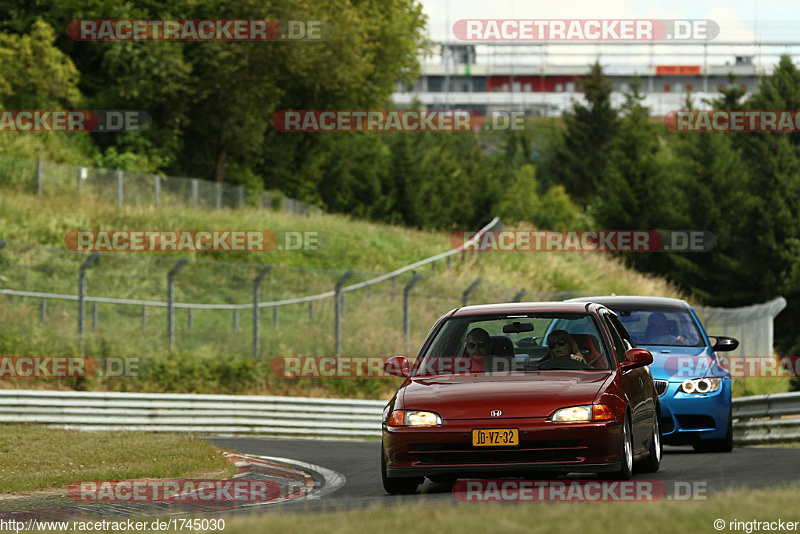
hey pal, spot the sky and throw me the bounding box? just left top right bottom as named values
left=415, top=0, right=800, bottom=70
left=419, top=0, right=799, bottom=42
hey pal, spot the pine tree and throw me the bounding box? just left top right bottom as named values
left=542, top=61, right=618, bottom=203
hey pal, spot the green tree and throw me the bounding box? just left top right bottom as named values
left=662, top=94, right=753, bottom=303
left=2, top=0, right=428, bottom=186
left=736, top=56, right=800, bottom=359
left=0, top=19, right=81, bottom=109
left=593, top=80, right=673, bottom=228
left=496, top=163, right=539, bottom=224
left=542, top=61, right=618, bottom=203
left=317, top=133, right=395, bottom=221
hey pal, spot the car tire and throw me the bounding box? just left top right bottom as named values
left=636, top=411, right=662, bottom=473
left=602, top=416, right=633, bottom=480
left=381, top=450, right=422, bottom=494
left=693, top=408, right=733, bottom=453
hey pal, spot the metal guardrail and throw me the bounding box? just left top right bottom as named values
left=0, top=390, right=385, bottom=439
left=733, top=392, right=800, bottom=444
left=1, top=389, right=798, bottom=443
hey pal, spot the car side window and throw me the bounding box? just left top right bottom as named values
left=608, top=314, right=635, bottom=351
left=602, top=314, right=626, bottom=363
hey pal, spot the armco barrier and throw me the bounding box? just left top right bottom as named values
left=0, top=390, right=385, bottom=439
left=1, top=390, right=798, bottom=443
left=733, top=392, right=800, bottom=444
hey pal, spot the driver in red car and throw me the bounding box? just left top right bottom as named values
left=463, top=328, right=491, bottom=372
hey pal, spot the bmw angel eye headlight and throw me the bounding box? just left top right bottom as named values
left=680, top=378, right=721, bottom=394
left=386, top=410, right=442, bottom=427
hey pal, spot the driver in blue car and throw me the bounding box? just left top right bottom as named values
left=645, top=312, right=688, bottom=344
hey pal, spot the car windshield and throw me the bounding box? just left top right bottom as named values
left=614, top=307, right=704, bottom=347
left=414, top=313, right=612, bottom=375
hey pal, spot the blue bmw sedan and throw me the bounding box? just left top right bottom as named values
left=566, top=296, right=738, bottom=452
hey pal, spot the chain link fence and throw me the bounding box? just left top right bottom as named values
left=0, top=239, right=589, bottom=358
left=0, top=239, right=787, bottom=362
left=0, top=154, right=320, bottom=216
left=695, top=298, right=787, bottom=357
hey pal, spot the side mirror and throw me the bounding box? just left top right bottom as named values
left=384, top=356, right=410, bottom=378
left=621, top=348, right=653, bottom=370
left=710, top=336, right=739, bottom=352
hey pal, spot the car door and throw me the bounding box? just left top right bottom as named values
left=609, top=311, right=657, bottom=422
left=602, top=311, right=650, bottom=452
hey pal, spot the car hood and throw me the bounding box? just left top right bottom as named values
left=400, top=371, right=612, bottom=419
left=638, top=345, right=727, bottom=380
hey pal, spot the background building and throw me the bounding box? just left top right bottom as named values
left=392, top=41, right=800, bottom=116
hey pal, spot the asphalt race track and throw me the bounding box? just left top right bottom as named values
left=3, top=439, right=799, bottom=519
left=212, top=437, right=800, bottom=513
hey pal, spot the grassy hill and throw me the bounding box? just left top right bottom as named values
left=5, top=187, right=781, bottom=399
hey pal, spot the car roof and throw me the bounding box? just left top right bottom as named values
left=567, top=295, right=692, bottom=310
left=452, top=301, right=597, bottom=316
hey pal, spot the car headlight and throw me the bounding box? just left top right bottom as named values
left=680, top=378, right=721, bottom=394
left=550, top=404, right=616, bottom=423
left=386, top=410, right=442, bottom=427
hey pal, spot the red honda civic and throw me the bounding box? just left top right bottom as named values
left=381, top=301, right=661, bottom=494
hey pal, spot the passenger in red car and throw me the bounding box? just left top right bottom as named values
left=541, top=330, right=586, bottom=364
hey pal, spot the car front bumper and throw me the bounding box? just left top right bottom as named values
left=657, top=378, right=731, bottom=444
left=383, top=417, right=623, bottom=478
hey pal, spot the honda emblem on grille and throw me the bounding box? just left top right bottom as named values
left=490, top=410, right=502, bottom=417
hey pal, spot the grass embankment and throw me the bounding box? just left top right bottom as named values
left=0, top=425, right=234, bottom=494
left=732, top=375, right=793, bottom=397
left=0, top=189, right=675, bottom=286
left=0, top=189, right=781, bottom=399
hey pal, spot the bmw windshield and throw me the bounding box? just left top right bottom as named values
left=615, top=308, right=704, bottom=347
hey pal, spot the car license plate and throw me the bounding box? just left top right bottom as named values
left=472, top=429, right=519, bottom=447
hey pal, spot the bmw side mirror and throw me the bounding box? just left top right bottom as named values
left=710, top=336, right=739, bottom=352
